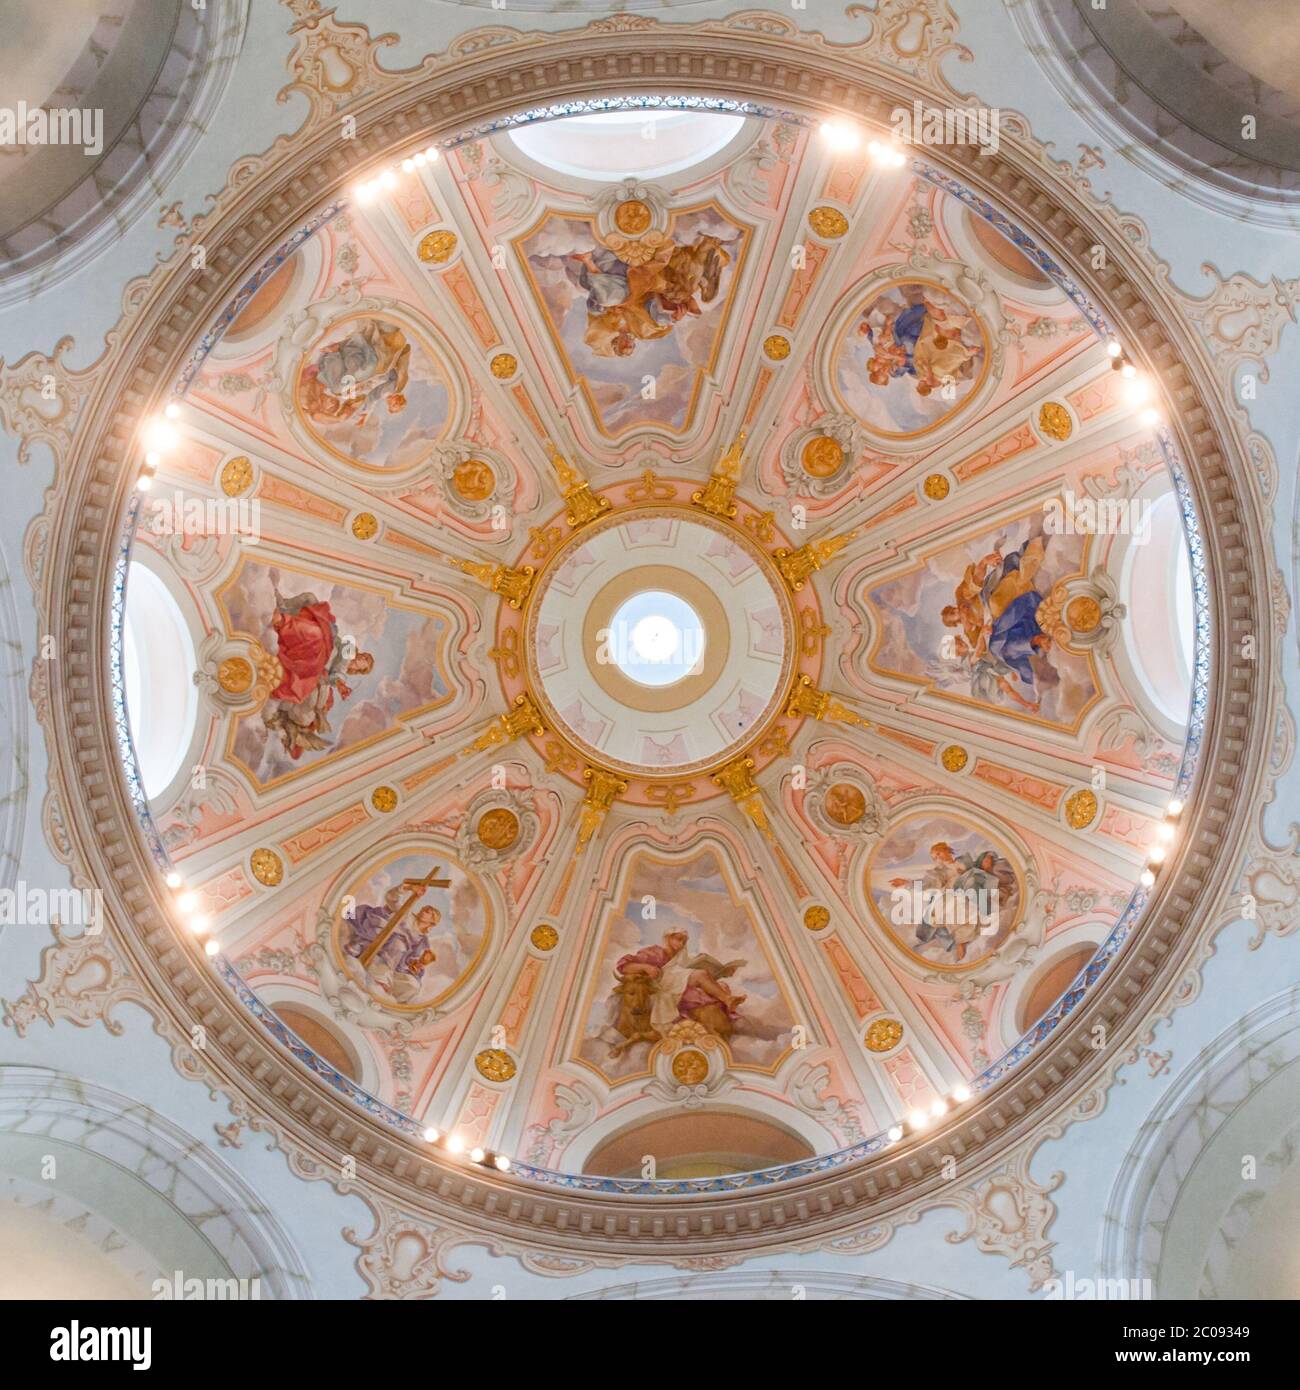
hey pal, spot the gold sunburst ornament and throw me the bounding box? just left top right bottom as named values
left=803, top=905, right=831, bottom=932
left=864, top=1018, right=904, bottom=1053
left=250, top=848, right=283, bottom=887
left=808, top=206, right=849, bottom=238
left=763, top=333, right=792, bottom=361
left=1065, top=789, right=1099, bottom=829
left=1038, top=401, right=1072, bottom=441
left=351, top=512, right=378, bottom=540
left=529, top=924, right=558, bottom=952
left=475, top=1048, right=517, bottom=1083
left=418, top=230, right=458, bottom=264
left=371, top=786, right=397, bottom=813
left=220, top=455, right=253, bottom=496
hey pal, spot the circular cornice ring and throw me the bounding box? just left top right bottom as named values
left=29, top=18, right=1275, bottom=1262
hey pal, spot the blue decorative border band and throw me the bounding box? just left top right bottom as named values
left=109, top=99, right=1210, bottom=1196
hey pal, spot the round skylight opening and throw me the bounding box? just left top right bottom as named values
left=609, top=589, right=705, bottom=688
left=506, top=109, right=747, bottom=181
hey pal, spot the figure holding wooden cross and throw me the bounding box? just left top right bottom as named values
left=344, top=861, right=451, bottom=1003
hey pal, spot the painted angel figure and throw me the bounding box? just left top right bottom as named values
left=261, top=590, right=374, bottom=759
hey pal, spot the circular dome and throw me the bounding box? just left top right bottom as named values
left=68, top=76, right=1239, bottom=1243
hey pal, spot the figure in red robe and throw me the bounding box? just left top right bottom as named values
left=262, top=591, right=374, bottom=759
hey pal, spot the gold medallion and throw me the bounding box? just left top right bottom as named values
left=250, top=848, right=283, bottom=887
left=217, top=657, right=253, bottom=695
left=418, top=230, right=457, bottom=264
left=864, top=1018, right=903, bottom=1053
left=671, top=1049, right=710, bottom=1086
left=452, top=458, right=496, bottom=502
left=825, top=782, right=866, bottom=825
left=613, top=199, right=652, bottom=236
left=477, top=807, right=520, bottom=850
left=1065, top=789, right=1099, bottom=828
left=808, top=206, right=849, bottom=238
left=475, top=1048, right=516, bottom=1082
left=220, top=455, right=253, bottom=497
left=802, top=435, right=846, bottom=479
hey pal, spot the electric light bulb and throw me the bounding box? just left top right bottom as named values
left=424, top=146, right=439, bottom=162
left=447, top=1133, right=464, bottom=1154
left=187, top=914, right=210, bottom=934
left=1148, top=844, right=1167, bottom=864
left=1167, top=798, right=1184, bottom=816
left=164, top=402, right=181, bottom=419
left=909, top=1109, right=929, bottom=1129
left=1120, top=361, right=1137, bottom=380
left=1106, top=340, right=1122, bottom=358
left=135, top=474, right=153, bottom=491
left=1157, top=822, right=1175, bottom=842
left=203, top=939, right=220, bottom=956
left=821, top=121, right=861, bottom=152
left=1140, top=869, right=1156, bottom=887
left=929, top=1099, right=948, bottom=1119
left=412, top=152, right=427, bottom=167
left=165, top=871, right=183, bottom=889
left=401, top=158, right=415, bottom=173
left=354, top=182, right=375, bottom=204
left=494, top=1154, right=511, bottom=1172
left=470, top=1147, right=486, bottom=1163
left=952, top=1083, right=972, bottom=1103
left=177, top=891, right=197, bottom=912
left=887, top=1125, right=904, bottom=1143
left=143, top=419, right=177, bottom=451
left=423, top=1126, right=440, bottom=1143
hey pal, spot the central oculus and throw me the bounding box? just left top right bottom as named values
left=524, top=509, right=796, bottom=777
left=610, top=589, right=705, bottom=687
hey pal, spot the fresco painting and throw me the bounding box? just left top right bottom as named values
left=834, top=281, right=986, bottom=437
left=866, top=814, right=1022, bottom=970
left=866, top=518, right=1097, bottom=728
left=522, top=206, right=745, bottom=435
left=335, top=852, right=488, bottom=1009
left=295, top=314, right=452, bottom=468
left=219, top=560, right=448, bottom=784
left=581, top=848, right=794, bottom=1078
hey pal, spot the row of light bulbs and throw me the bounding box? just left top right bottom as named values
left=887, top=1081, right=974, bottom=1142
left=353, top=145, right=441, bottom=205
left=420, top=1125, right=511, bottom=1172
left=134, top=402, right=183, bottom=491
left=819, top=119, right=908, bottom=167
left=1140, top=797, right=1184, bottom=888
left=165, top=870, right=222, bottom=957
left=165, top=867, right=511, bottom=1170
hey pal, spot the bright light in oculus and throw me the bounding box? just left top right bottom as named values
left=607, top=590, right=705, bottom=688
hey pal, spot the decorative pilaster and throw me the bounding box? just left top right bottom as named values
left=710, top=755, right=773, bottom=840
left=453, top=558, right=536, bottom=609
left=574, top=766, right=628, bottom=854
left=785, top=674, right=871, bottom=729
left=691, top=432, right=745, bottom=520
left=773, top=528, right=858, bottom=592
left=548, top=446, right=610, bottom=530
left=464, top=693, right=545, bottom=755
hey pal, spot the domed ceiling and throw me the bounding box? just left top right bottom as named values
left=117, top=103, right=1202, bottom=1187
